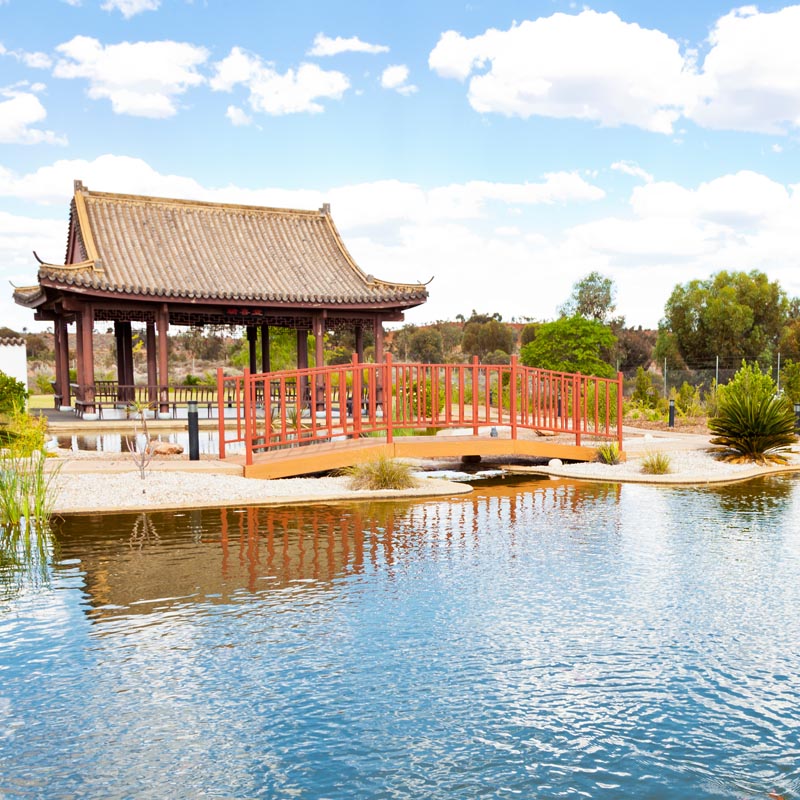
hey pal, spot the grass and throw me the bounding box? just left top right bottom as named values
left=342, top=454, right=417, bottom=491
left=641, top=451, right=672, bottom=475
left=595, top=442, right=621, bottom=465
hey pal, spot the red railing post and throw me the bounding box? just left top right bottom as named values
left=573, top=374, right=581, bottom=446
left=217, top=367, right=226, bottom=458
left=510, top=356, right=518, bottom=441
left=243, top=367, right=253, bottom=466
left=352, top=356, right=362, bottom=437
left=472, top=356, right=479, bottom=436
left=385, top=353, right=393, bottom=444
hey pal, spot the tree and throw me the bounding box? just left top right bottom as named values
left=661, top=270, right=789, bottom=366
left=408, top=328, right=443, bottom=363
left=559, top=272, right=616, bottom=323
left=520, top=323, right=540, bottom=347
left=462, top=318, right=515, bottom=361
left=519, top=316, right=616, bottom=378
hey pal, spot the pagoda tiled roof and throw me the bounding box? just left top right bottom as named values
left=28, top=182, right=428, bottom=309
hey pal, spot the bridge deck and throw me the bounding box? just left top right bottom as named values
left=228, top=434, right=602, bottom=479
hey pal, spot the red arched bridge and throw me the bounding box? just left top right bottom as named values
left=217, top=355, right=624, bottom=479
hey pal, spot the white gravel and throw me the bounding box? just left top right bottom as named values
left=50, top=471, right=472, bottom=514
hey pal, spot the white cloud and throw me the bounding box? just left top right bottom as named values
left=691, top=5, right=800, bottom=134
left=0, top=92, right=67, bottom=145
left=8, top=156, right=800, bottom=330
left=211, top=47, right=349, bottom=115
left=772, top=143, right=784, bottom=154
left=225, top=105, right=252, bottom=126
left=308, top=33, right=389, bottom=57
left=611, top=161, right=653, bottom=183
left=380, top=64, right=418, bottom=95
left=101, top=0, right=160, bottom=18
left=53, top=36, right=208, bottom=118
left=0, top=44, right=53, bottom=69
left=429, top=10, right=695, bottom=133
left=430, top=5, right=800, bottom=137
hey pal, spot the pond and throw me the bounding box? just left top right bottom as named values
left=2, top=475, right=800, bottom=799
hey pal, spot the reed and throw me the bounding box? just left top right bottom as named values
left=342, top=454, right=417, bottom=491
left=595, top=442, right=621, bottom=465
left=641, top=451, right=672, bottom=475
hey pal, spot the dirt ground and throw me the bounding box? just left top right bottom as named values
left=623, top=416, right=710, bottom=435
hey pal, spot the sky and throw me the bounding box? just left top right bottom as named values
left=3, top=0, right=800, bottom=333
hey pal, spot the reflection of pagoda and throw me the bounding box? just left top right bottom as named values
left=52, top=479, right=621, bottom=621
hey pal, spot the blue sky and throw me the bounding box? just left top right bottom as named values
left=3, top=0, right=800, bottom=333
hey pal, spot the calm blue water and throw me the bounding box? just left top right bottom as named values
left=2, top=476, right=800, bottom=799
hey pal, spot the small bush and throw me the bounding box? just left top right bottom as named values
left=709, top=361, right=796, bottom=464
left=641, top=451, right=671, bottom=475
left=709, top=390, right=796, bottom=464
left=343, top=455, right=417, bottom=491
left=0, top=372, right=28, bottom=416
left=596, top=442, right=621, bottom=465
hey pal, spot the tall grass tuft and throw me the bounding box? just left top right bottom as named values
left=342, top=454, right=417, bottom=491
left=595, top=442, right=621, bottom=465
left=641, top=451, right=672, bottom=475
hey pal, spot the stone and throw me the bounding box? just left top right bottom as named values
left=548, top=458, right=563, bottom=467
left=149, top=441, right=184, bottom=456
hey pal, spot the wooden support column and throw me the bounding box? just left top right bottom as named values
left=54, top=315, right=70, bottom=408
left=313, top=315, right=325, bottom=410
left=157, top=305, right=170, bottom=414
left=297, top=327, right=309, bottom=408
left=146, top=320, right=158, bottom=404
left=354, top=324, right=364, bottom=363
left=76, top=305, right=95, bottom=410
left=114, top=321, right=134, bottom=400
left=373, top=316, right=385, bottom=405
left=247, top=325, right=258, bottom=374
left=373, top=317, right=384, bottom=364
left=260, top=323, right=270, bottom=373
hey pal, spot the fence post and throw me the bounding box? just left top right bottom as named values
left=510, top=356, right=518, bottom=441
left=573, top=374, right=581, bottom=446
left=472, top=356, right=480, bottom=436
left=385, top=352, right=393, bottom=444
left=243, top=367, right=253, bottom=467
left=217, top=367, right=225, bottom=459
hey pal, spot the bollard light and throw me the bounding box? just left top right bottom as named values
left=668, top=398, right=675, bottom=428
left=794, top=402, right=800, bottom=433
left=187, top=400, right=200, bottom=461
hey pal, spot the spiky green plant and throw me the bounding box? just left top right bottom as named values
left=343, top=454, right=417, bottom=491
left=708, top=391, right=797, bottom=464
left=595, top=442, right=621, bottom=465
left=641, top=451, right=671, bottom=475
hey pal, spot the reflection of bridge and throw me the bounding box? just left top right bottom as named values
left=217, top=356, right=624, bottom=478
left=55, top=480, right=621, bottom=619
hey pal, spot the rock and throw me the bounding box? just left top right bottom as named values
left=548, top=458, right=563, bottom=467
left=149, top=441, right=184, bottom=456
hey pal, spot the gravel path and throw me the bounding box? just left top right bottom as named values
left=50, top=471, right=472, bottom=515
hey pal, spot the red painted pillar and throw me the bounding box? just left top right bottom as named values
left=146, top=319, right=158, bottom=405
left=54, top=315, right=71, bottom=407
left=157, top=304, right=170, bottom=414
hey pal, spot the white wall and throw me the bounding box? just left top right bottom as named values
left=0, top=338, right=28, bottom=390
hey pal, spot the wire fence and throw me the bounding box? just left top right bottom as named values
left=622, top=358, right=786, bottom=398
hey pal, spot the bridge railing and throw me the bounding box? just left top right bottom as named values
left=218, top=356, right=623, bottom=465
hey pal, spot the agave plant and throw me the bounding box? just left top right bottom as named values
left=708, top=391, right=797, bottom=464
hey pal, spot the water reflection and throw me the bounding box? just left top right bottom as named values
left=0, top=523, right=56, bottom=602
left=5, top=475, right=799, bottom=799
left=50, top=478, right=623, bottom=621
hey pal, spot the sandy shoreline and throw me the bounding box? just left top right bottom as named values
left=46, top=428, right=800, bottom=514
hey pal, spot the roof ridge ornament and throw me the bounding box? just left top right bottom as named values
left=74, top=179, right=86, bottom=193
left=320, top=202, right=331, bottom=215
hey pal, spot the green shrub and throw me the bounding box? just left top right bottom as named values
left=780, top=359, right=800, bottom=404
left=34, top=374, right=56, bottom=395
left=709, top=364, right=796, bottom=463
left=595, top=442, right=621, bottom=465
left=183, top=374, right=201, bottom=386
left=673, top=382, right=704, bottom=417
left=0, top=372, right=28, bottom=416
left=343, top=455, right=417, bottom=490
left=641, top=451, right=671, bottom=474
left=631, top=366, right=660, bottom=408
